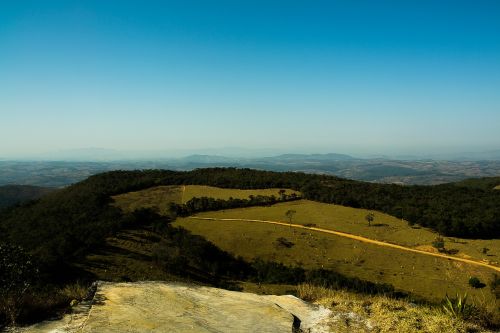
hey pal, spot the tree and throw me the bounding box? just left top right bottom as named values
left=285, top=210, right=296, bottom=226
left=365, top=213, right=374, bottom=227
left=278, top=189, right=286, bottom=201
left=432, top=237, right=445, bottom=251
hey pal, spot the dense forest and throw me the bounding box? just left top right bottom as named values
left=0, top=185, right=54, bottom=210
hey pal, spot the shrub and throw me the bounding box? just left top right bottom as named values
left=276, top=237, right=295, bottom=248
left=432, top=237, right=445, bottom=250
left=468, top=276, right=485, bottom=289
left=442, top=293, right=475, bottom=320
left=490, top=274, right=500, bottom=299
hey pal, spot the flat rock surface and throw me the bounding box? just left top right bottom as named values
left=10, top=282, right=333, bottom=333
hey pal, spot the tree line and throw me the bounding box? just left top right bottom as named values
left=169, top=193, right=300, bottom=217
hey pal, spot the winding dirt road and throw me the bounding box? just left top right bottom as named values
left=188, top=216, right=500, bottom=273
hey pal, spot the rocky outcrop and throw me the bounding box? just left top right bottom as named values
left=10, top=282, right=334, bottom=332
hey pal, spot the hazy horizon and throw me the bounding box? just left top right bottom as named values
left=1, top=1, right=499, bottom=157
left=2, top=146, right=500, bottom=162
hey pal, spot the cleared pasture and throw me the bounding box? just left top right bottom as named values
left=174, top=215, right=498, bottom=304
left=188, top=200, right=499, bottom=265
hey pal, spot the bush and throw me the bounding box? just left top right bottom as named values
left=468, top=276, right=485, bottom=289
left=432, top=237, right=445, bottom=250
left=442, top=293, right=475, bottom=319
left=276, top=237, right=295, bottom=248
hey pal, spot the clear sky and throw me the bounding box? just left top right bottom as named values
left=1, top=0, right=499, bottom=158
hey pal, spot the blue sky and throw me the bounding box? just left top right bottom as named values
left=1, top=1, right=499, bottom=158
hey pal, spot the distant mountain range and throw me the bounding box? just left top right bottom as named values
left=4, top=148, right=500, bottom=162
left=1, top=152, right=499, bottom=187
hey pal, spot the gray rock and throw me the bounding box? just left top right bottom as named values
left=8, top=282, right=334, bottom=333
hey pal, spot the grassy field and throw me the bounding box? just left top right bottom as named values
left=112, top=185, right=298, bottom=214
left=173, top=214, right=498, bottom=305
left=112, top=185, right=182, bottom=215
left=495, top=185, right=500, bottom=190
left=183, top=200, right=499, bottom=265
left=181, top=185, right=299, bottom=203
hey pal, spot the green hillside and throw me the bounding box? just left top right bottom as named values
left=0, top=185, right=54, bottom=210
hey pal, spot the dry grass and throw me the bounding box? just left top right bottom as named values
left=174, top=215, right=498, bottom=304
left=297, top=284, right=496, bottom=333
left=181, top=185, right=299, bottom=203
left=112, top=185, right=299, bottom=213
left=60, top=282, right=89, bottom=302
left=191, top=200, right=499, bottom=265
left=111, top=185, right=182, bottom=215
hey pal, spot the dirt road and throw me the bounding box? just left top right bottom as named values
left=188, top=216, right=500, bottom=273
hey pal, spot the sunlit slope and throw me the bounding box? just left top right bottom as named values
left=181, top=185, right=299, bottom=203
left=173, top=215, right=497, bottom=303
left=185, top=200, right=498, bottom=265
left=112, top=185, right=499, bottom=303
left=112, top=185, right=299, bottom=213
left=112, top=185, right=182, bottom=214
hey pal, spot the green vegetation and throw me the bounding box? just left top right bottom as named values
left=468, top=277, right=485, bottom=289
left=112, top=185, right=298, bottom=214
left=0, top=185, right=54, bottom=210
left=442, top=293, right=474, bottom=320
left=169, top=193, right=300, bottom=217
left=300, top=285, right=491, bottom=333
left=285, top=209, right=296, bottom=224
left=365, top=212, right=374, bottom=226
left=432, top=237, right=445, bottom=251
left=111, top=185, right=182, bottom=215
left=453, top=177, right=500, bottom=191
left=182, top=185, right=299, bottom=202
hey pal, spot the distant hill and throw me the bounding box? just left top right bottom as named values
left=0, top=185, right=54, bottom=209
left=267, top=153, right=355, bottom=161
left=1, top=154, right=500, bottom=187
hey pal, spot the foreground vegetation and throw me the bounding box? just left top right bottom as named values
left=298, top=284, right=496, bottom=333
